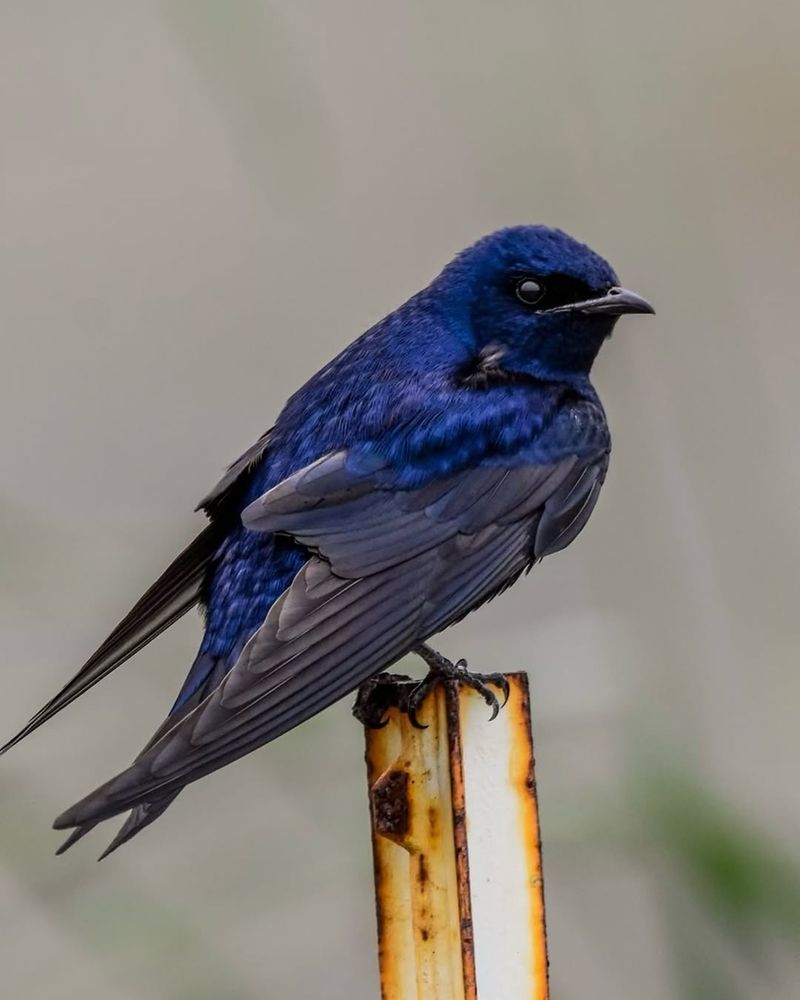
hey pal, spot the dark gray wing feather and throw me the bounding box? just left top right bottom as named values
left=196, top=429, right=273, bottom=515
left=55, top=447, right=608, bottom=830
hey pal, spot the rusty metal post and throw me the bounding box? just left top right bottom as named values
left=364, top=673, right=549, bottom=1000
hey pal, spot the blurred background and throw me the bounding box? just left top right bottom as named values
left=1, top=2, right=799, bottom=997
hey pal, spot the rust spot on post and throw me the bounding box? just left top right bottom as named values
left=372, top=769, right=410, bottom=842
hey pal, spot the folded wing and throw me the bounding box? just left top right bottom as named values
left=55, top=446, right=607, bottom=832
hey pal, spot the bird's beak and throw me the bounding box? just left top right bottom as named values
left=546, top=286, right=655, bottom=316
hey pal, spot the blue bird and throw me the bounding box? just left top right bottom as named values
left=2, top=226, right=653, bottom=856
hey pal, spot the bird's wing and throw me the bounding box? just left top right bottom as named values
left=2, top=430, right=275, bottom=755
left=55, top=447, right=608, bottom=830
left=195, top=428, right=274, bottom=515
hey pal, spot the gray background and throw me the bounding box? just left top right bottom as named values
left=1, top=2, right=798, bottom=998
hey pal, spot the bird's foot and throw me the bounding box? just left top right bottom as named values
left=352, top=673, right=416, bottom=729
left=353, top=648, right=510, bottom=730
left=405, top=643, right=510, bottom=729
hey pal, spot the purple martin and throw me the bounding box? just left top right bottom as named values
left=2, top=226, right=653, bottom=856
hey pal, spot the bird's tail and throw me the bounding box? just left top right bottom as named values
left=55, top=653, right=230, bottom=859
left=55, top=794, right=180, bottom=860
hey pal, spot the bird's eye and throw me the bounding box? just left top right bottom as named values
left=515, top=278, right=545, bottom=306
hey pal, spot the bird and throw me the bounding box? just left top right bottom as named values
left=2, top=225, right=653, bottom=858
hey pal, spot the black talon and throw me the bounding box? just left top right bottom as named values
left=495, top=675, right=511, bottom=710
left=405, top=692, right=429, bottom=730
left=403, top=679, right=436, bottom=729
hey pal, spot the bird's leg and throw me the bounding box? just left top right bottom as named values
left=405, top=643, right=510, bottom=729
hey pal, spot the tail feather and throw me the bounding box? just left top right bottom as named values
left=55, top=653, right=231, bottom=857
left=55, top=823, right=98, bottom=856
left=96, top=795, right=180, bottom=861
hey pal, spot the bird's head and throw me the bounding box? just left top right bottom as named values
left=436, top=226, right=654, bottom=380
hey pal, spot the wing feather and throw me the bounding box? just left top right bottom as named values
left=55, top=446, right=608, bottom=831
left=196, top=429, right=273, bottom=515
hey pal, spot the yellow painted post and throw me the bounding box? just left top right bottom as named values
left=364, top=673, right=549, bottom=1000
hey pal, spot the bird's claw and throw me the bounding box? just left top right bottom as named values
left=479, top=670, right=511, bottom=719
left=450, top=662, right=510, bottom=721
left=352, top=673, right=415, bottom=728
left=354, top=654, right=510, bottom=731
left=407, top=647, right=510, bottom=726
left=404, top=682, right=432, bottom=730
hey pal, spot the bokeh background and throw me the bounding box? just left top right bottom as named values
left=1, top=2, right=799, bottom=998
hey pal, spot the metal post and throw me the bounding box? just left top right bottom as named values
left=364, top=673, right=549, bottom=1000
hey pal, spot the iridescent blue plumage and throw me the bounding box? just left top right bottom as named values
left=179, top=228, right=618, bottom=705
left=1, top=226, right=653, bottom=855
